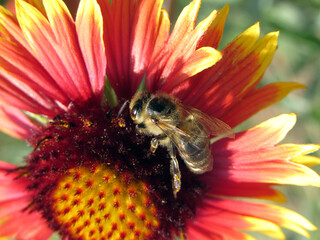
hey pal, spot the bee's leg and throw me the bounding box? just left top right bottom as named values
left=150, top=135, right=166, bottom=153
left=150, top=138, right=159, bottom=153
left=169, top=142, right=181, bottom=198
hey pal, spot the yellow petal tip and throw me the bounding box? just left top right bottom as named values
left=220, top=4, right=230, bottom=14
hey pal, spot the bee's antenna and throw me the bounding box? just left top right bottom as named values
left=117, top=100, right=129, bottom=118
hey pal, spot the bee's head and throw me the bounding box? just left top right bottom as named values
left=129, top=91, right=151, bottom=122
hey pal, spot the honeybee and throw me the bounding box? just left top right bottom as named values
left=129, top=91, right=234, bottom=198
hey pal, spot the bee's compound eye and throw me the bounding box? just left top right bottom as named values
left=130, top=99, right=143, bottom=120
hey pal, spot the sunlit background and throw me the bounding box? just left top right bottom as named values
left=0, top=0, right=319, bottom=239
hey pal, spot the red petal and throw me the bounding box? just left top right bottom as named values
left=0, top=38, right=69, bottom=108
left=76, top=0, right=106, bottom=101
left=147, top=0, right=203, bottom=90
left=0, top=105, right=37, bottom=140
left=16, top=0, right=90, bottom=103
left=0, top=161, right=53, bottom=239
left=0, top=75, right=55, bottom=115
left=98, top=0, right=135, bottom=98
left=130, top=0, right=164, bottom=94
left=206, top=180, right=285, bottom=202
left=42, top=0, right=93, bottom=101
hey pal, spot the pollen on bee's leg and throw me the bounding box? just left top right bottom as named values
left=49, top=164, right=160, bottom=239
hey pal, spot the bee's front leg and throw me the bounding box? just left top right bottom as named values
left=150, top=135, right=166, bottom=153
left=169, top=142, right=181, bottom=198
left=150, top=138, right=159, bottom=153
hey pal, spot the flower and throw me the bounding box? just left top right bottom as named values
left=0, top=0, right=319, bottom=239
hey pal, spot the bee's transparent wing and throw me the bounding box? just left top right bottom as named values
left=152, top=119, right=213, bottom=174
left=176, top=102, right=235, bottom=139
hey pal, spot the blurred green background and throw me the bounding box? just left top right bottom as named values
left=0, top=0, right=319, bottom=239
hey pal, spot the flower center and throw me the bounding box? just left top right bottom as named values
left=21, top=103, right=205, bottom=239
left=50, top=165, right=159, bottom=239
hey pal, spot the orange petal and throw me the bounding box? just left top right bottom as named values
left=230, top=144, right=320, bottom=166
left=23, top=0, right=46, bottom=16
left=223, top=22, right=261, bottom=58
left=214, top=160, right=320, bottom=186
left=187, top=197, right=289, bottom=240
left=0, top=71, right=56, bottom=115
left=242, top=216, right=285, bottom=240
left=146, top=9, right=170, bottom=91
left=163, top=4, right=216, bottom=74
left=239, top=31, right=280, bottom=93
left=219, top=114, right=297, bottom=151
left=0, top=6, right=30, bottom=48
left=162, top=47, right=222, bottom=91
left=188, top=215, right=256, bottom=240
left=149, top=1, right=224, bottom=91
left=16, top=0, right=100, bottom=104
left=211, top=115, right=320, bottom=186
left=202, top=30, right=279, bottom=117
left=42, top=0, right=93, bottom=101
left=0, top=105, right=37, bottom=140
left=206, top=198, right=317, bottom=238
left=169, top=0, right=201, bottom=46
left=172, top=23, right=261, bottom=110
left=221, top=82, right=305, bottom=127
left=130, top=0, right=164, bottom=94
left=15, top=0, right=84, bottom=102
left=76, top=0, right=106, bottom=101
left=0, top=38, right=69, bottom=107
left=0, top=161, right=53, bottom=239
left=147, top=0, right=206, bottom=89
left=197, top=4, right=229, bottom=49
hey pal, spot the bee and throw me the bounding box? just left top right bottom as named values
left=129, top=91, right=234, bottom=198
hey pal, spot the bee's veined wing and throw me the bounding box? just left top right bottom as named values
left=151, top=119, right=213, bottom=174
left=176, top=102, right=235, bottom=139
